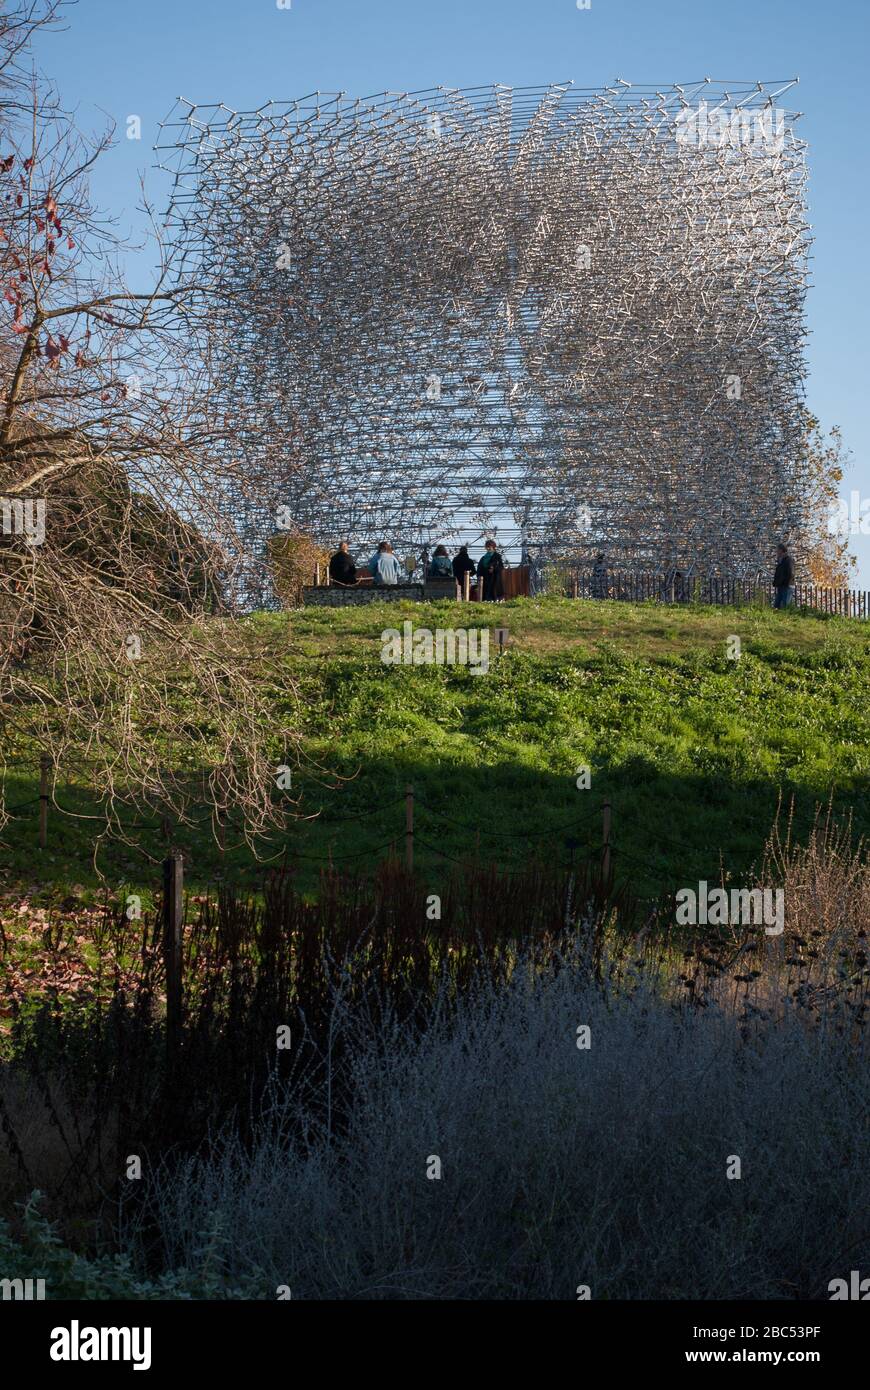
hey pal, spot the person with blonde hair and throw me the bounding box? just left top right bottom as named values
left=372, top=540, right=402, bottom=586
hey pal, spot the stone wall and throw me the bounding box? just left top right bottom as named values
left=302, top=584, right=425, bottom=607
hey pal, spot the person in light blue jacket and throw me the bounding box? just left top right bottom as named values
left=372, top=541, right=402, bottom=586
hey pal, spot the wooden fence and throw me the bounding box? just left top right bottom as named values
left=552, top=571, right=870, bottom=618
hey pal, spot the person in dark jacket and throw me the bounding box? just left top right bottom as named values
left=328, top=541, right=357, bottom=586
left=452, top=545, right=476, bottom=585
left=590, top=553, right=608, bottom=600
left=477, top=539, right=504, bottom=601
left=772, top=544, right=795, bottom=609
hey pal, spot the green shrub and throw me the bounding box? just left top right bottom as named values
left=0, top=1193, right=266, bottom=1299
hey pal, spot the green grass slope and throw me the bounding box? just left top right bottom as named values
left=2, top=596, right=868, bottom=903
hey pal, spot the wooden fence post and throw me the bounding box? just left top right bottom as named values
left=38, top=753, right=50, bottom=850
left=463, top=571, right=471, bottom=602
left=601, top=800, right=612, bottom=889
left=405, top=784, right=414, bottom=872
left=163, top=852, right=184, bottom=1068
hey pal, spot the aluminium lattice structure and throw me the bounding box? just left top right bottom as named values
left=156, top=79, right=812, bottom=599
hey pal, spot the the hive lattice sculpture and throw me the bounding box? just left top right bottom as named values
left=157, top=79, right=811, bottom=593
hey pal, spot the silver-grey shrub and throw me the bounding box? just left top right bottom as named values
left=123, top=949, right=869, bottom=1300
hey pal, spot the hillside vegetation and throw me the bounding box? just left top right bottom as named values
left=1, top=596, right=868, bottom=902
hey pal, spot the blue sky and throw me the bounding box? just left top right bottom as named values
left=34, top=0, right=870, bottom=581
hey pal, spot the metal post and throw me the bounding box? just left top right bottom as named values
left=601, top=800, right=612, bottom=890
left=405, top=784, right=414, bottom=872
left=163, top=852, right=184, bottom=1066
left=38, top=753, right=50, bottom=850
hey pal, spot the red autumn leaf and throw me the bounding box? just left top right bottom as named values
left=67, top=236, right=74, bottom=250
left=100, top=390, right=111, bottom=401
left=47, top=238, right=55, bottom=254
left=15, top=193, right=22, bottom=207
left=23, top=157, right=33, bottom=172
left=4, top=287, right=17, bottom=303
left=0, top=155, right=14, bottom=173
left=34, top=216, right=45, bottom=232
left=74, top=349, right=86, bottom=367
left=44, top=194, right=58, bottom=217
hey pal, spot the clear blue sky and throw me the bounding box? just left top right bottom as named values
left=35, top=0, right=870, bottom=582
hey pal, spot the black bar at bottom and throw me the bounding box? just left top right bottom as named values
left=6, top=1297, right=866, bottom=1375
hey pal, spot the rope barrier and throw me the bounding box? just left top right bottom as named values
left=413, top=837, right=469, bottom=866
left=286, top=837, right=400, bottom=863
left=298, top=794, right=407, bottom=823
left=414, top=798, right=599, bottom=840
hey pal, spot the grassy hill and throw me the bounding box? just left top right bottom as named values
left=2, top=595, right=868, bottom=904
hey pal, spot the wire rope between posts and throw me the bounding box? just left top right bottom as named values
left=297, top=794, right=407, bottom=824
left=608, top=841, right=691, bottom=887
left=285, top=837, right=400, bottom=863
left=415, top=798, right=600, bottom=840
left=413, top=836, right=470, bottom=867
left=2, top=795, right=42, bottom=812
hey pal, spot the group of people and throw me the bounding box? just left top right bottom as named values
left=327, top=539, right=506, bottom=600
left=329, top=539, right=797, bottom=608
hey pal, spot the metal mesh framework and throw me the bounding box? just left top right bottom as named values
left=156, top=79, right=812, bottom=593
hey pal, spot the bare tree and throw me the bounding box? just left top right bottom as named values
left=0, top=0, right=299, bottom=854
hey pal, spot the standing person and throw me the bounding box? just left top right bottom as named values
left=367, top=541, right=386, bottom=579
left=373, top=541, right=402, bottom=586
left=452, top=544, right=476, bottom=587
left=477, top=538, right=504, bottom=601
left=590, top=553, right=608, bottom=600
left=328, top=540, right=357, bottom=586
left=428, top=544, right=453, bottom=579
left=772, top=543, right=795, bottom=609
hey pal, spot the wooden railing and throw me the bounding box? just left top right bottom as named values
left=548, top=571, right=870, bottom=618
